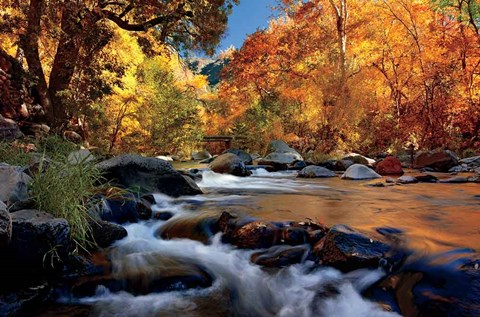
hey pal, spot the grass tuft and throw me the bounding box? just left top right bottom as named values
left=30, top=155, right=103, bottom=252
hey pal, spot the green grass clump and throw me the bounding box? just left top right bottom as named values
left=37, top=135, right=78, bottom=161
left=30, top=156, right=102, bottom=252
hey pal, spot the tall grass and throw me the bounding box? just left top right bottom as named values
left=0, top=141, right=33, bottom=166
left=30, top=155, right=102, bottom=252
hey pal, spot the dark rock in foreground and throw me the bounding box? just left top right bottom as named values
left=0, top=164, right=31, bottom=205
left=0, top=201, right=11, bottom=248
left=96, top=154, right=202, bottom=197
left=71, top=253, right=213, bottom=297
left=89, top=220, right=127, bottom=248
left=9, top=210, right=70, bottom=269
left=313, top=224, right=390, bottom=271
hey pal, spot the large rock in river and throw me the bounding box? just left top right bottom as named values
left=313, top=225, right=389, bottom=271
left=0, top=164, right=31, bottom=204
left=223, top=148, right=253, bottom=165
left=297, top=165, right=336, bottom=178
left=9, top=210, right=70, bottom=269
left=209, top=153, right=249, bottom=176
left=413, top=150, right=458, bottom=172
left=96, top=154, right=202, bottom=197
left=375, top=156, right=404, bottom=175
left=260, top=140, right=303, bottom=166
left=88, top=220, right=127, bottom=248
left=341, top=164, right=381, bottom=180
left=0, top=201, right=11, bottom=248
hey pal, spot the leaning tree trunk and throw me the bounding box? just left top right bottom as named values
left=21, top=0, right=53, bottom=122
left=47, top=1, right=84, bottom=130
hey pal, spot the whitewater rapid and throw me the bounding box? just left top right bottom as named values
left=71, top=171, right=400, bottom=317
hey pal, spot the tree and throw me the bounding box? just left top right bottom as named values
left=0, top=0, right=238, bottom=129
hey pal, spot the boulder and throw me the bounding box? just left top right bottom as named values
left=439, top=176, right=469, bottom=184
left=289, top=160, right=307, bottom=171
left=230, top=221, right=280, bottom=249
left=297, top=165, right=336, bottom=178
left=89, top=220, right=127, bottom=248
left=223, top=149, right=253, bottom=165
left=313, top=224, right=390, bottom=271
left=251, top=245, right=311, bottom=268
left=342, top=153, right=375, bottom=166
left=459, top=155, right=480, bottom=168
left=9, top=210, right=70, bottom=269
left=415, top=175, right=438, bottom=183
left=192, top=150, right=212, bottom=161
left=156, top=214, right=221, bottom=244
left=375, top=156, right=404, bottom=175
left=67, top=149, right=95, bottom=165
left=0, top=165, right=32, bottom=204
left=63, top=130, right=82, bottom=144
left=261, top=140, right=303, bottom=165
left=96, top=154, right=203, bottom=197
left=93, top=194, right=152, bottom=224
left=0, top=114, right=21, bottom=140
left=71, top=253, right=213, bottom=297
left=0, top=201, right=11, bottom=248
left=335, top=159, right=354, bottom=171
left=448, top=164, right=470, bottom=173
left=0, top=282, right=52, bottom=317
left=413, top=150, right=458, bottom=172
left=209, top=153, right=249, bottom=177
left=341, top=164, right=381, bottom=180
left=397, top=175, right=418, bottom=184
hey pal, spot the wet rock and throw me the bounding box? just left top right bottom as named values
left=335, top=159, right=354, bottom=171
left=289, top=160, right=308, bottom=171
left=71, top=253, right=213, bottom=297
left=89, top=220, right=127, bottom=248
left=313, top=224, right=390, bottom=271
left=96, top=154, right=203, bottom=197
left=230, top=221, right=280, bottom=249
left=192, top=150, right=212, bottom=161
left=93, top=194, right=152, bottom=224
left=341, top=164, right=381, bottom=180
left=0, top=164, right=32, bottom=204
left=439, top=176, right=469, bottom=183
left=0, top=282, right=52, bottom=317
left=154, top=211, right=174, bottom=221
left=156, top=214, right=221, bottom=243
left=297, top=165, right=336, bottom=178
left=287, top=220, right=328, bottom=245
left=468, top=175, right=480, bottom=183
left=396, top=176, right=418, bottom=184
left=223, top=148, right=253, bottom=165
left=0, top=201, right=11, bottom=248
left=415, top=174, right=438, bottom=183
left=251, top=245, right=311, bottom=268
left=413, top=150, right=458, bottom=172
left=9, top=210, right=70, bottom=269
left=375, top=156, right=404, bottom=175
left=385, top=177, right=396, bottom=184
left=459, top=155, right=480, bottom=168
left=209, top=153, right=250, bottom=177
left=448, top=164, right=470, bottom=173
left=67, top=149, right=95, bottom=165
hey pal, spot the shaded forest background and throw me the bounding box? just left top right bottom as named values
left=1, top=0, right=479, bottom=157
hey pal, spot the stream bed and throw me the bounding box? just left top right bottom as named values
left=40, top=169, right=480, bottom=317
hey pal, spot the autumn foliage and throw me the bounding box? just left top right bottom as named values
left=218, top=0, right=480, bottom=155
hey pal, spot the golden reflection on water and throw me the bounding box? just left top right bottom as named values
left=248, top=178, right=480, bottom=253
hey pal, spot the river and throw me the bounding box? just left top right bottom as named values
left=43, top=168, right=480, bottom=317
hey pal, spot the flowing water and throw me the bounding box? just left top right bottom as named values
left=58, top=169, right=479, bottom=316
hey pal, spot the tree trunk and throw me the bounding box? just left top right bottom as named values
left=329, top=0, right=348, bottom=87
left=48, top=1, right=84, bottom=130
left=21, top=0, right=53, bottom=122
